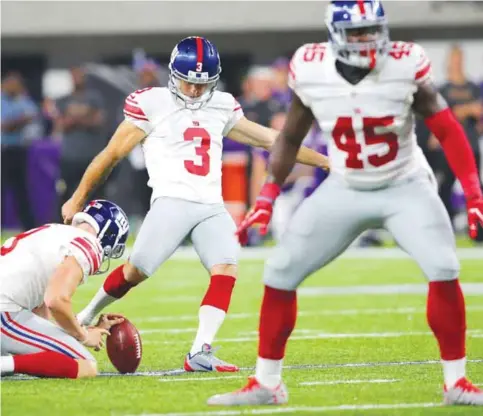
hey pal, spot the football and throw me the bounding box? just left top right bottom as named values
left=106, top=318, right=142, bottom=374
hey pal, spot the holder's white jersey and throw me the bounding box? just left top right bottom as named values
left=123, top=88, right=244, bottom=204
left=289, top=41, right=433, bottom=190
left=0, top=224, right=103, bottom=312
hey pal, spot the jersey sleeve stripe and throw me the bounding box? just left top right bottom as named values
left=74, top=237, right=101, bottom=272
left=415, top=62, right=431, bottom=81
left=71, top=240, right=93, bottom=274
left=124, top=103, right=147, bottom=117
left=126, top=97, right=139, bottom=105
left=124, top=110, right=149, bottom=121
left=233, top=106, right=242, bottom=112
left=288, top=60, right=296, bottom=81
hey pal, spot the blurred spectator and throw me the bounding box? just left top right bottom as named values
left=55, top=66, right=106, bottom=212
left=251, top=114, right=319, bottom=242
left=238, top=66, right=284, bottom=126
left=1, top=72, right=38, bottom=230
left=222, top=66, right=285, bottom=229
left=271, top=57, right=292, bottom=108
left=436, top=45, right=483, bottom=239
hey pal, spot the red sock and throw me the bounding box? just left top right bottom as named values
left=258, top=285, right=297, bottom=360
left=427, top=279, right=466, bottom=360
left=103, top=265, right=137, bottom=299
left=13, top=351, right=79, bottom=378
left=201, top=274, right=236, bottom=312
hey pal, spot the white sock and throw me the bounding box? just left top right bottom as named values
left=1, top=356, right=15, bottom=375
left=255, top=357, right=283, bottom=389
left=442, top=357, right=466, bottom=388
left=77, top=287, right=117, bottom=325
left=189, top=305, right=226, bottom=356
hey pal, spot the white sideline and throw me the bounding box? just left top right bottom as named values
left=122, top=402, right=440, bottom=416
left=124, top=246, right=483, bottom=261
left=133, top=305, right=483, bottom=324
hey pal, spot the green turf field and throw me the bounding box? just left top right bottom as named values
left=2, top=255, right=483, bottom=415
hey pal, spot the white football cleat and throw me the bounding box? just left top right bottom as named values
left=444, top=377, right=483, bottom=405
left=207, top=376, right=288, bottom=406
left=184, top=344, right=239, bottom=372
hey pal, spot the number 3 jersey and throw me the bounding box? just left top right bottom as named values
left=289, top=42, right=433, bottom=190
left=0, top=225, right=103, bottom=312
left=123, top=88, right=244, bottom=204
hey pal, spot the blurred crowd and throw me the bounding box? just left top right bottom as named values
left=2, top=44, right=483, bottom=245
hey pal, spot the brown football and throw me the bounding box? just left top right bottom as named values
left=106, top=319, right=142, bottom=374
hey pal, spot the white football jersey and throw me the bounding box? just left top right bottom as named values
left=289, top=41, right=433, bottom=190
left=0, top=224, right=103, bottom=312
left=123, top=87, right=244, bottom=204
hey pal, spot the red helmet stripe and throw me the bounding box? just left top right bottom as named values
left=196, top=37, right=204, bottom=70
left=357, top=0, right=366, bottom=16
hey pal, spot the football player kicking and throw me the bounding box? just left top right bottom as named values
left=61, top=36, right=330, bottom=372
left=0, top=200, right=129, bottom=379
left=208, top=0, right=483, bottom=406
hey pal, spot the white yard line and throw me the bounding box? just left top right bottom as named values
left=140, top=328, right=197, bottom=335
left=299, top=378, right=399, bottom=386
left=132, top=305, right=483, bottom=324
left=8, top=359, right=483, bottom=380
left=150, top=283, right=483, bottom=306
left=156, top=246, right=483, bottom=261
left=299, top=283, right=483, bottom=296
left=158, top=375, right=244, bottom=383
left=142, top=329, right=483, bottom=343
left=122, top=402, right=440, bottom=416
left=156, top=377, right=399, bottom=385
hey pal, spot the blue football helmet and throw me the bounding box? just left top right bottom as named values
left=326, top=1, right=390, bottom=69
left=72, top=199, right=129, bottom=273
left=168, top=36, right=222, bottom=110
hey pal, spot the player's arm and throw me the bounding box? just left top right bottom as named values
left=265, top=93, right=316, bottom=186
left=226, top=116, right=329, bottom=171
left=66, top=121, right=146, bottom=214
left=44, top=256, right=89, bottom=342
left=234, top=94, right=316, bottom=242
left=32, top=302, right=52, bottom=321
left=413, top=82, right=482, bottom=200
left=413, top=81, right=483, bottom=238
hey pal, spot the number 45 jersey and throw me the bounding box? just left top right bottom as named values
left=289, top=42, right=433, bottom=190
left=124, top=88, right=244, bottom=204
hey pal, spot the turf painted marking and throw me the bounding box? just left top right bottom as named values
left=132, top=305, right=483, bottom=324
left=142, top=329, right=483, bottom=344
left=299, top=378, right=399, bottom=386
left=158, top=375, right=244, bottom=383
left=164, top=246, right=483, bottom=260
left=6, top=359, right=483, bottom=380
left=299, top=283, right=483, bottom=297
left=122, top=402, right=440, bottom=415
left=156, top=377, right=399, bottom=385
